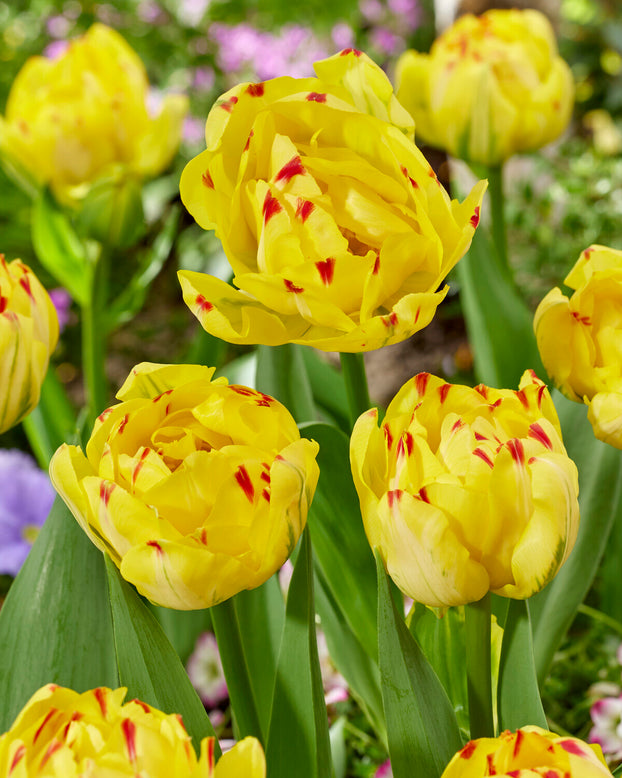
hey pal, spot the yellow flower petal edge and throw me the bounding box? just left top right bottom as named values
left=535, top=244, right=622, bottom=449
left=0, top=255, right=58, bottom=434
left=49, top=362, right=319, bottom=610
left=396, top=8, right=574, bottom=165
left=0, top=24, right=188, bottom=205
left=0, top=683, right=266, bottom=778
left=179, top=48, right=486, bottom=352
left=349, top=369, right=579, bottom=607
left=441, top=726, right=611, bottom=778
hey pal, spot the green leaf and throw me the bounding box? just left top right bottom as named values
left=301, top=347, right=350, bottom=432
left=31, top=187, right=91, bottom=305
left=497, top=599, right=547, bottom=730
left=531, top=392, right=622, bottom=682
left=150, top=607, right=212, bottom=666
left=22, top=368, right=77, bottom=468
left=76, top=175, right=145, bottom=249
left=0, top=498, right=118, bottom=731
left=105, top=558, right=216, bottom=754
left=266, top=527, right=333, bottom=778
left=408, top=604, right=469, bottom=735
left=455, top=227, right=543, bottom=389
left=376, top=553, right=463, bottom=778
left=256, top=344, right=316, bottom=423
left=301, top=421, right=378, bottom=661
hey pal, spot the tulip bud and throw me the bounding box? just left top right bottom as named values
left=350, top=370, right=579, bottom=607
left=49, top=363, right=319, bottom=610
left=0, top=255, right=58, bottom=434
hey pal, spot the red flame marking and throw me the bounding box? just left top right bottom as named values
left=99, top=481, right=115, bottom=508
left=558, top=739, right=587, bottom=756
left=94, top=687, right=108, bottom=716
left=276, top=155, right=305, bottom=184
left=117, top=414, right=130, bottom=434
left=246, top=82, right=265, bottom=97
left=9, top=745, right=26, bottom=774
left=131, top=699, right=151, bottom=713
left=219, top=95, right=238, bottom=113
left=243, top=129, right=254, bottom=151
left=439, top=383, right=451, bottom=403
left=235, top=465, right=255, bottom=502
left=340, top=48, right=362, bottom=56
left=470, top=206, right=480, bottom=228
left=201, top=170, right=214, bottom=189
left=284, top=279, right=304, bottom=294
left=473, top=448, right=494, bottom=468
left=295, top=198, right=314, bottom=222
left=196, top=294, right=214, bottom=314
left=383, top=425, right=394, bottom=449
left=415, top=372, right=430, bottom=396
left=122, top=718, right=137, bottom=763
left=0, top=296, right=6, bottom=314
left=33, top=709, right=56, bottom=744
left=147, top=540, right=163, bottom=555
left=474, top=384, right=488, bottom=399
left=306, top=92, right=327, bottom=102
left=39, top=740, right=62, bottom=769
left=316, top=257, right=335, bottom=286
left=515, top=389, right=529, bottom=409
left=529, top=422, right=553, bottom=450
left=507, top=439, right=525, bottom=466
left=262, top=191, right=282, bottom=223
left=460, top=741, right=477, bottom=759
left=418, top=486, right=430, bottom=503
left=372, top=254, right=380, bottom=275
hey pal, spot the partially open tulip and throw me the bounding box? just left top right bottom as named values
left=441, top=726, right=611, bottom=778
left=395, top=9, right=574, bottom=165
left=179, top=48, right=486, bottom=352
left=49, top=363, right=319, bottom=610
left=0, top=683, right=266, bottom=777
left=0, top=255, right=58, bottom=434
left=0, top=24, right=187, bottom=205
left=535, top=245, right=622, bottom=448
left=350, top=370, right=579, bottom=607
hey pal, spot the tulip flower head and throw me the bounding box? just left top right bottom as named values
left=179, top=48, right=486, bottom=353
left=0, top=24, right=188, bottom=205
left=49, top=363, right=319, bottom=610
left=0, top=256, right=59, bottom=435
left=395, top=9, right=574, bottom=165
left=535, top=244, right=622, bottom=449
left=0, top=683, right=266, bottom=777
left=441, top=727, right=612, bottom=777
left=350, top=370, right=579, bottom=607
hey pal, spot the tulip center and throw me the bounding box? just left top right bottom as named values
left=340, top=227, right=373, bottom=257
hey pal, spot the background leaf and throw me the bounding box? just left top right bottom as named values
left=256, top=343, right=316, bottom=423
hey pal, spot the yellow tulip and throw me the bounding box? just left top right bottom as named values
left=349, top=370, right=579, bottom=607
left=49, top=363, right=319, bottom=610
left=0, top=24, right=188, bottom=205
left=0, top=256, right=58, bottom=434
left=396, top=9, right=574, bottom=165
left=441, top=726, right=611, bottom=778
left=0, top=683, right=266, bottom=778
left=535, top=244, right=622, bottom=448
left=179, top=48, right=486, bottom=353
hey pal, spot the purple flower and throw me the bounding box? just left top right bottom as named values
left=193, top=66, right=215, bottom=92
left=0, top=450, right=55, bottom=576
left=46, top=15, right=72, bottom=39
left=370, top=26, right=403, bottom=56
left=375, top=760, right=393, bottom=777
left=590, top=695, right=622, bottom=760
left=48, top=287, right=71, bottom=333
left=183, top=116, right=205, bottom=146
left=332, top=22, right=355, bottom=51
left=44, top=40, right=70, bottom=59
left=387, top=0, right=421, bottom=31
left=186, top=632, right=228, bottom=708
left=359, top=0, right=385, bottom=23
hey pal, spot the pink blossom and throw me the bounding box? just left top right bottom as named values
left=332, top=22, right=355, bottom=51
left=590, top=695, right=622, bottom=761
left=186, top=632, right=228, bottom=708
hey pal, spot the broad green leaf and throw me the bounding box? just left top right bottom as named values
left=105, top=558, right=215, bottom=753
left=376, top=553, right=463, bottom=778
left=235, top=576, right=285, bottom=736
left=455, top=226, right=543, bottom=389
left=256, top=343, right=316, bottom=423
left=301, top=347, right=350, bottom=432
left=266, top=527, right=333, bottom=778
left=301, top=421, right=378, bottom=661
left=497, top=599, right=546, bottom=730
left=0, top=498, right=118, bottom=730
left=408, top=604, right=469, bottom=735
left=31, top=187, right=91, bottom=305
left=151, top=607, right=212, bottom=666
left=531, top=393, right=622, bottom=682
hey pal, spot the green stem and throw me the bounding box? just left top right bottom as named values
left=486, top=165, right=509, bottom=274
left=211, top=597, right=264, bottom=742
left=578, top=603, right=622, bottom=637
left=340, top=352, right=372, bottom=428
left=81, top=248, right=110, bottom=426
left=465, top=592, right=494, bottom=739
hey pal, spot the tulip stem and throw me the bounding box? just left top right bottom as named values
left=486, top=164, right=509, bottom=274
left=340, top=352, right=372, bottom=428
left=81, top=247, right=110, bottom=426
left=211, top=597, right=264, bottom=743
left=465, top=592, right=495, bottom=739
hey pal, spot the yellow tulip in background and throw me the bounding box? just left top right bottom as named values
left=535, top=244, right=622, bottom=449
left=179, top=48, right=486, bottom=352
left=440, top=726, right=611, bottom=778
left=395, top=9, right=574, bottom=165
left=0, top=684, right=266, bottom=778
left=0, top=255, right=58, bottom=435
left=350, top=369, right=579, bottom=607
left=49, top=362, right=319, bottom=610
left=0, top=23, right=187, bottom=205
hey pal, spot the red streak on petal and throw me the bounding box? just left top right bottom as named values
left=389, top=312, right=398, bottom=326
left=122, top=718, right=137, bottom=763
left=275, top=155, right=305, bottom=184
left=131, top=699, right=151, bottom=713
left=231, top=385, right=254, bottom=396
left=152, top=388, right=173, bottom=403
left=284, top=279, right=304, bottom=294
left=452, top=418, right=464, bottom=432
left=414, top=307, right=421, bottom=323
left=196, top=294, right=213, bottom=314
left=507, top=772, right=520, bottom=778
left=99, top=481, right=115, bottom=508
left=316, top=257, right=335, bottom=286
left=387, top=489, right=403, bottom=508
left=147, top=540, right=163, bottom=555
left=256, top=392, right=273, bottom=407
left=201, top=170, right=214, bottom=189
left=439, top=383, right=451, bottom=403
left=295, top=198, right=314, bottom=222
left=571, top=310, right=591, bottom=325
left=340, top=47, right=362, bottom=56
left=415, top=372, right=430, bottom=396
left=39, top=740, right=62, bottom=769
left=94, top=687, right=108, bottom=716
left=507, top=439, right=525, bottom=466
left=473, top=448, right=494, bottom=468
left=490, top=398, right=502, bottom=409
left=584, top=247, right=593, bottom=259
left=418, top=486, right=430, bottom=503
left=474, top=431, right=487, bottom=441
left=201, top=528, right=208, bottom=545
left=262, top=488, right=271, bottom=502
left=470, top=206, right=480, bottom=228
left=515, top=389, right=529, bottom=409
left=132, top=448, right=151, bottom=485
left=474, top=384, right=488, bottom=399
left=243, top=129, right=254, bottom=151
left=19, top=274, right=34, bottom=300
left=537, top=384, right=546, bottom=408
left=513, top=729, right=524, bottom=758
left=403, top=431, right=414, bottom=456
left=246, top=82, right=265, bottom=97
left=219, top=95, right=238, bottom=113
left=117, top=413, right=130, bottom=434
left=0, top=296, right=7, bottom=314
left=306, top=92, right=327, bottom=102
left=558, top=739, right=587, bottom=756
left=372, top=254, right=380, bottom=275
left=544, top=772, right=558, bottom=778
left=486, top=754, right=496, bottom=775
left=176, top=714, right=188, bottom=732
left=235, top=465, right=255, bottom=502
left=262, top=191, right=282, bottom=223
left=459, top=741, right=477, bottom=759
left=9, top=745, right=26, bottom=774
left=529, top=422, right=553, bottom=450
left=383, top=425, right=394, bottom=449
left=207, top=738, right=216, bottom=771
left=261, top=470, right=271, bottom=483
left=33, top=709, right=57, bottom=743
